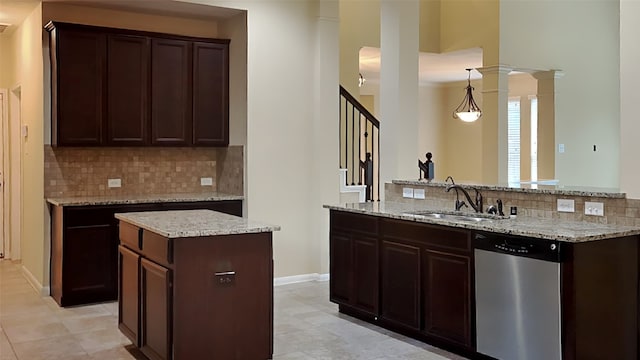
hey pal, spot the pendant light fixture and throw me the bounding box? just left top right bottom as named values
left=453, top=68, right=482, bottom=122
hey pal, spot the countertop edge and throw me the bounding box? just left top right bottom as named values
left=46, top=193, right=244, bottom=207
left=115, top=210, right=280, bottom=239
left=324, top=204, right=640, bottom=243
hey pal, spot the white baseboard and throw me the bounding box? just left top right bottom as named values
left=21, top=265, right=50, bottom=297
left=274, top=273, right=329, bottom=286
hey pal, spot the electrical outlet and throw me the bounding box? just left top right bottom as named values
left=557, top=199, right=575, bottom=213
left=107, top=178, right=121, bottom=188
left=585, top=201, right=604, bottom=216
left=200, top=177, right=213, bottom=186
left=402, top=188, right=414, bottom=198
left=414, top=189, right=425, bottom=200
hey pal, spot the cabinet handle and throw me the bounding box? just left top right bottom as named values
left=214, top=271, right=236, bottom=276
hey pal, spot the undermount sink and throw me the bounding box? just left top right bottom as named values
left=404, top=210, right=508, bottom=223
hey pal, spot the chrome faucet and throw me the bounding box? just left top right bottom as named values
left=446, top=184, right=483, bottom=213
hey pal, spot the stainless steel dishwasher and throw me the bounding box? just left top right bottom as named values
left=474, top=231, right=563, bottom=360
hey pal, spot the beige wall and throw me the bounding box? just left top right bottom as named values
left=418, top=84, right=444, bottom=180
left=500, top=0, right=619, bottom=188
left=4, top=3, right=45, bottom=287
left=441, top=0, right=499, bottom=65
left=339, top=0, right=380, bottom=95
left=182, top=0, right=340, bottom=277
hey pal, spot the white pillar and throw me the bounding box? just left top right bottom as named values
left=477, top=64, right=512, bottom=184
left=379, top=0, right=420, bottom=195
left=532, top=70, right=563, bottom=182
left=620, top=0, right=640, bottom=198
left=311, top=0, right=340, bottom=274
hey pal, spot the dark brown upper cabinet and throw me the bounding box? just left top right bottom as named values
left=107, top=34, right=149, bottom=146
left=46, top=21, right=230, bottom=147
left=193, top=42, right=229, bottom=146
left=48, top=24, right=107, bottom=146
left=151, top=38, right=192, bottom=146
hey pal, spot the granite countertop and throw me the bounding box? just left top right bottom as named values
left=46, top=192, right=244, bottom=207
left=115, top=209, right=280, bottom=238
left=392, top=180, right=626, bottom=198
left=324, top=201, right=640, bottom=243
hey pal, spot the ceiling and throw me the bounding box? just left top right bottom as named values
left=0, top=0, right=242, bottom=34
left=1, top=0, right=480, bottom=83
left=359, top=46, right=484, bottom=85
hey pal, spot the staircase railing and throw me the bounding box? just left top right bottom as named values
left=339, top=85, right=379, bottom=201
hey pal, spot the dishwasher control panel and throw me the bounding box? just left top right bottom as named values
left=474, top=232, right=562, bottom=262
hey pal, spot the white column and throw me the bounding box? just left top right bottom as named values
left=311, top=0, right=340, bottom=274
left=379, top=0, right=420, bottom=195
left=477, top=64, right=512, bottom=184
left=532, top=70, right=563, bottom=182
left=620, top=0, right=640, bottom=198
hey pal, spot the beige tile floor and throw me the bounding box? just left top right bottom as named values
left=0, top=260, right=466, bottom=359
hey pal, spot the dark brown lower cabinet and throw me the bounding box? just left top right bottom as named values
left=423, top=250, right=471, bottom=348
left=118, top=245, right=140, bottom=346
left=140, top=258, right=172, bottom=360
left=50, top=200, right=242, bottom=307
left=118, top=220, right=273, bottom=360
left=329, top=211, right=379, bottom=316
left=380, top=240, right=421, bottom=331
left=330, top=210, right=473, bottom=355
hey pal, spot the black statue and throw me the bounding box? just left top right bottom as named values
left=418, top=152, right=434, bottom=181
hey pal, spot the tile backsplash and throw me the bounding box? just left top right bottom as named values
left=44, top=145, right=244, bottom=198
left=385, top=182, right=640, bottom=227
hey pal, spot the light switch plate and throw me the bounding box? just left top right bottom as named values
left=585, top=201, right=604, bottom=216
left=200, top=177, right=213, bottom=186
left=413, top=189, right=425, bottom=200
left=557, top=199, right=575, bottom=213
left=107, top=178, right=121, bottom=188
left=402, top=188, right=414, bottom=199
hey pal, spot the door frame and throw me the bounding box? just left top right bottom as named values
left=9, top=85, right=21, bottom=260
left=0, top=88, right=7, bottom=258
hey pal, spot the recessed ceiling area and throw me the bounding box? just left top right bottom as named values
left=359, top=46, right=484, bottom=85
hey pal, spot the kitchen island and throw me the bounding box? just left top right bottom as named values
left=116, top=209, right=279, bottom=360
left=325, top=201, right=640, bottom=360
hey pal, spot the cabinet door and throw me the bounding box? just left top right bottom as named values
left=53, top=27, right=106, bottom=146
left=151, top=38, right=192, bottom=146
left=107, top=34, right=149, bottom=145
left=423, top=250, right=472, bottom=348
left=140, top=258, right=172, bottom=360
left=62, top=224, right=115, bottom=306
left=329, top=232, right=351, bottom=305
left=118, top=245, right=140, bottom=346
left=192, top=42, right=229, bottom=146
left=353, top=235, right=379, bottom=315
left=381, top=240, right=421, bottom=330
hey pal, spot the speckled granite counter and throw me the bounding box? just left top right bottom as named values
left=46, top=192, right=243, bottom=207
left=392, top=180, right=626, bottom=198
left=115, top=209, right=280, bottom=238
left=324, top=201, right=640, bottom=242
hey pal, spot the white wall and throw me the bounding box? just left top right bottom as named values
left=620, top=0, right=640, bottom=199
left=500, top=0, right=619, bottom=188
left=183, top=0, right=340, bottom=277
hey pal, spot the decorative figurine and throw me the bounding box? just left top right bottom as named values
left=419, top=152, right=434, bottom=181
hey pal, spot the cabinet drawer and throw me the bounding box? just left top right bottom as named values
left=331, top=211, right=378, bottom=235
left=142, top=230, right=173, bottom=267
left=380, top=219, right=471, bottom=253
left=120, top=221, right=142, bottom=251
